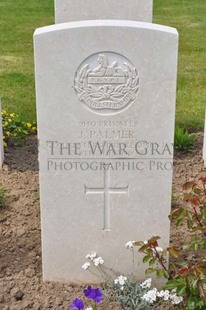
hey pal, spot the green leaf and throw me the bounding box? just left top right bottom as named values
left=187, top=218, right=194, bottom=229
left=163, top=270, right=170, bottom=279
left=183, top=243, right=193, bottom=251
left=193, top=187, right=202, bottom=195
left=194, top=242, right=199, bottom=252
left=164, top=278, right=186, bottom=291
left=184, top=193, right=194, bottom=200
left=133, top=241, right=144, bottom=247
left=183, top=181, right=195, bottom=190
left=196, top=300, right=205, bottom=308
left=176, top=284, right=186, bottom=295
left=170, top=207, right=186, bottom=226
left=194, top=264, right=206, bottom=275
left=145, top=268, right=155, bottom=275
left=156, top=269, right=165, bottom=277
left=138, top=245, right=148, bottom=253
left=149, top=258, right=156, bottom=266
left=168, top=247, right=179, bottom=258
left=187, top=295, right=196, bottom=309
left=200, top=206, right=206, bottom=221
left=143, top=255, right=151, bottom=263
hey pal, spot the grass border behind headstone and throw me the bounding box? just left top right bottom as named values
left=154, top=0, right=206, bottom=132
left=0, top=0, right=205, bottom=131
left=0, top=0, right=54, bottom=122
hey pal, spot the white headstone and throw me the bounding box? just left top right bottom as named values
left=203, top=109, right=206, bottom=165
left=34, top=20, right=178, bottom=283
left=55, top=0, right=153, bottom=23
left=0, top=100, right=4, bottom=168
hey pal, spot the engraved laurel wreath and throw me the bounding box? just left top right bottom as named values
left=74, top=53, right=140, bottom=114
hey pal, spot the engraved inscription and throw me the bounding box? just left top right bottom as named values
left=74, top=52, right=139, bottom=115
left=85, top=165, right=129, bottom=231
left=88, top=77, right=126, bottom=84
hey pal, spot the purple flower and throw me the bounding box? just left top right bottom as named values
left=69, top=298, right=84, bottom=310
left=84, top=285, right=103, bottom=303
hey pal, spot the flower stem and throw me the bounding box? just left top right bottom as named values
left=132, top=248, right=135, bottom=273
left=93, top=302, right=97, bottom=310
left=152, top=246, right=169, bottom=276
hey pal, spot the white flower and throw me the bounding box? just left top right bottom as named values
left=114, top=275, right=127, bottom=286
left=141, top=288, right=158, bottom=304
left=155, top=288, right=183, bottom=305
left=125, top=241, right=135, bottom=249
left=85, top=308, right=93, bottom=310
left=152, top=246, right=163, bottom=258
left=170, top=293, right=183, bottom=305
left=82, top=262, right=90, bottom=270
left=157, top=289, right=170, bottom=301
left=155, top=246, right=163, bottom=253
left=93, top=256, right=104, bottom=266
left=140, top=278, right=152, bottom=289
left=171, top=288, right=177, bottom=294
left=86, top=252, right=97, bottom=260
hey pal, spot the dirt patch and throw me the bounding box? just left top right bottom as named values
left=0, top=134, right=205, bottom=309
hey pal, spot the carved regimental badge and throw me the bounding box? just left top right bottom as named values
left=74, top=52, right=139, bottom=114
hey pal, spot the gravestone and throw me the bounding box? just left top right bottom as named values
left=203, top=109, right=206, bottom=165
left=34, top=20, right=178, bottom=283
left=55, top=0, right=153, bottom=23
left=0, top=100, right=4, bottom=168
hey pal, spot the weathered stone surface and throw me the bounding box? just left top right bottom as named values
left=34, top=20, right=178, bottom=283
left=55, top=0, right=153, bottom=23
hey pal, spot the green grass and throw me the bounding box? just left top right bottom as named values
left=0, top=0, right=54, bottom=122
left=154, top=0, right=206, bottom=131
left=0, top=186, right=5, bottom=208
left=0, top=0, right=205, bottom=130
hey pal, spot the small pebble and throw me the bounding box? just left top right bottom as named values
left=14, top=290, right=24, bottom=301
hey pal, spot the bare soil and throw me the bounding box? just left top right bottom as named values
left=0, top=134, right=205, bottom=310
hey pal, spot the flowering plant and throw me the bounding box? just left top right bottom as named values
left=1, top=109, right=36, bottom=146
left=53, top=248, right=183, bottom=309
left=70, top=298, right=84, bottom=310
left=81, top=251, right=182, bottom=309
left=69, top=285, right=103, bottom=310
left=134, top=177, right=206, bottom=309
left=54, top=178, right=206, bottom=309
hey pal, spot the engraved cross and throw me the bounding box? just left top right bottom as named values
left=85, top=165, right=129, bottom=231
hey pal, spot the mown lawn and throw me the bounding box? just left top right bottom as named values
left=0, top=0, right=205, bottom=130
left=154, top=0, right=206, bottom=131
left=0, top=0, right=54, bottom=122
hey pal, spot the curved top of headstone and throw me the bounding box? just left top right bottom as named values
left=55, top=0, right=153, bottom=23
left=34, top=20, right=177, bottom=37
